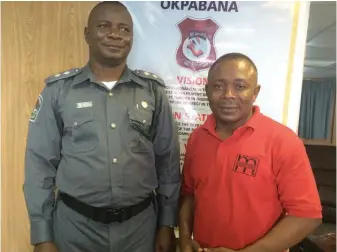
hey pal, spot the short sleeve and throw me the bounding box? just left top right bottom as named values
left=273, top=134, right=322, bottom=218
left=181, top=134, right=195, bottom=195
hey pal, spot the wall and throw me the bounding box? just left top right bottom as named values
left=305, top=144, right=336, bottom=234
left=1, top=2, right=97, bottom=251
left=305, top=145, right=336, bottom=207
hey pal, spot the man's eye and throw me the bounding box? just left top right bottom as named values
left=236, top=84, right=245, bottom=90
left=120, top=27, right=130, bottom=32
left=98, top=24, right=109, bottom=28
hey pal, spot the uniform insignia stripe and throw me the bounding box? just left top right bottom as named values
left=45, top=68, right=81, bottom=85
left=133, top=70, right=165, bottom=87
left=29, top=94, right=43, bottom=122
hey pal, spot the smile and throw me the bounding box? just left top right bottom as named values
left=220, top=106, right=237, bottom=109
left=220, top=107, right=238, bottom=113
left=103, top=44, right=124, bottom=49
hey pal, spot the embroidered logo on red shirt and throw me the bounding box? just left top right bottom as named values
left=233, top=154, right=259, bottom=177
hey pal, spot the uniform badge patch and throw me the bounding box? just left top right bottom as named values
left=76, top=101, right=93, bottom=108
left=29, top=95, right=43, bottom=122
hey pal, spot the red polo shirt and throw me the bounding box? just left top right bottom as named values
left=181, top=106, right=322, bottom=250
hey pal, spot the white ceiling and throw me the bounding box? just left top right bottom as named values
left=304, top=1, right=336, bottom=78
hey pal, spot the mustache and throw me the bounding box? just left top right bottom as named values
left=102, top=38, right=131, bottom=48
left=218, top=102, right=237, bottom=107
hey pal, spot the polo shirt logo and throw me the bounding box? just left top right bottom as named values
left=233, top=154, right=259, bottom=177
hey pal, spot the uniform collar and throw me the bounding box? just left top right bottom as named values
left=72, top=63, right=148, bottom=87
left=202, top=105, right=262, bottom=133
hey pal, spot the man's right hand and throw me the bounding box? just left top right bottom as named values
left=180, top=238, right=204, bottom=252
left=33, top=242, right=59, bottom=252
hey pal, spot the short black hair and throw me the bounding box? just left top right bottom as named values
left=208, top=52, right=258, bottom=79
left=93, top=1, right=127, bottom=9
left=88, top=1, right=130, bottom=25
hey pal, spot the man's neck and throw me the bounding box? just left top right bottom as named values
left=89, top=58, right=126, bottom=82
left=215, top=110, right=253, bottom=139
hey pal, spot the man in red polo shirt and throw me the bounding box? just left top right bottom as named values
left=179, top=53, right=322, bottom=252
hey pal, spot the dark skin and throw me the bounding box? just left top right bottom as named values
left=179, top=195, right=203, bottom=252
left=180, top=59, right=321, bottom=252
left=84, top=3, right=134, bottom=81
left=203, top=213, right=321, bottom=251
left=179, top=58, right=260, bottom=252
left=34, top=3, right=174, bottom=252
left=206, top=59, right=260, bottom=140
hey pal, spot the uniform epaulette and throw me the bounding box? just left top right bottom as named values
left=45, top=68, right=81, bottom=85
left=133, top=70, right=165, bottom=87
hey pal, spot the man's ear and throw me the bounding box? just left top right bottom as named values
left=84, top=27, right=89, bottom=44
left=253, top=84, right=261, bottom=102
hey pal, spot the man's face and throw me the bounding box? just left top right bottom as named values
left=206, top=59, right=260, bottom=124
left=84, top=4, right=133, bottom=63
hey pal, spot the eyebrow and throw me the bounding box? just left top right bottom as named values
left=212, top=78, right=248, bottom=82
left=96, top=20, right=131, bottom=26
left=119, top=23, right=132, bottom=27
left=233, top=78, right=248, bottom=82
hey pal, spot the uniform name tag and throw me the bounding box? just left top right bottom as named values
left=76, top=101, right=93, bottom=108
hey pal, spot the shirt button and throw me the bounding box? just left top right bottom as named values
left=108, top=92, right=113, bottom=97
left=112, top=158, right=118, bottom=163
left=111, top=123, right=116, bottom=129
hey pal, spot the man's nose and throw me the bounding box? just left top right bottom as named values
left=107, top=28, right=121, bottom=39
left=222, top=87, right=235, bottom=99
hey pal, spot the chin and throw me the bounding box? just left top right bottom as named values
left=102, top=52, right=125, bottom=59
left=101, top=47, right=129, bottom=60
left=100, top=54, right=128, bottom=66
left=218, top=113, right=240, bottom=123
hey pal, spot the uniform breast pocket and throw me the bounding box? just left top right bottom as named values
left=127, top=107, right=154, bottom=153
left=63, top=110, right=98, bottom=153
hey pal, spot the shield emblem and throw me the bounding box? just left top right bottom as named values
left=29, top=94, right=43, bottom=122
left=176, top=17, right=220, bottom=72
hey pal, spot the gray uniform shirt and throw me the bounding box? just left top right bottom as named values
left=23, top=65, right=181, bottom=245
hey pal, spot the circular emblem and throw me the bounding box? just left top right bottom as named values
left=182, top=35, right=211, bottom=62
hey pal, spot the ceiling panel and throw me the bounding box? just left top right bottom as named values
left=307, top=30, right=336, bottom=48
left=305, top=46, right=336, bottom=60
left=327, top=24, right=336, bottom=31
left=305, top=59, right=335, bottom=68
left=303, top=1, right=336, bottom=78
left=303, top=67, right=336, bottom=78
left=306, top=2, right=336, bottom=40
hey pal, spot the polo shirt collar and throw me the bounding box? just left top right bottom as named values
left=202, top=105, right=262, bottom=132
left=72, top=63, right=148, bottom=87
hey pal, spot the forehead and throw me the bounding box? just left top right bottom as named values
left=210, top=59, right=256, bottom=80
left=89, top=4, right=132, bottom=25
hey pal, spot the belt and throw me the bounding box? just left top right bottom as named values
left=59, top=192, right=153, bottom=224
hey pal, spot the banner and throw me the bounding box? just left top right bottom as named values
left=124, top=1, right=310, bottom=169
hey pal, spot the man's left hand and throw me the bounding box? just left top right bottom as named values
left=155, top=226, right=176, bottom=252
left=203, top=248, right=237, bottom=252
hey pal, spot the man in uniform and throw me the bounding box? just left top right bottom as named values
left=179, top=53, right=322, bottom=252
left=23, top=2, right=180, bottom=252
